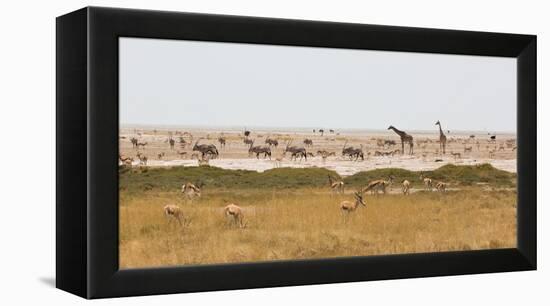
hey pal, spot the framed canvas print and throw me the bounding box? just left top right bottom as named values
left=56, top=7, right=537, bottom=299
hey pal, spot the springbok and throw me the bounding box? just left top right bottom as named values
left=318, top=150, right=335, bottom=163
left=402, top=180, right=411, bottom=195
left=450, top=152, right=461, bottom=160
left=224, top=203, right=245, bottom=228
left=328, top=175, right=345, bottom=194
left=163, top=204, right=190, bottom=226
left=340, top=191, right=366, bottom=221
left=435, top=181, right=447, bottom=192
left=181, top=182, right=203, bottom=199
left=157, top=152, right=165, bottom=160
left=419, top=172, right=433, bottom=191
left=363, top=176, right=394, bottom=196
left=274, top=154, right=284, bottom=167
left=119, top=155, right=133, bottom=166
left=136, top=153, right=148, bottom=166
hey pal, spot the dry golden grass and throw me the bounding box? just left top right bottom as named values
left=119, top=187, right=516, bottom=269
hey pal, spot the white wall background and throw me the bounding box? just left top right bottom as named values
left=0, top=0, right=546, bottom=304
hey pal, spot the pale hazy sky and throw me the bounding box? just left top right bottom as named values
left=119, top=37, right=517, bottom=132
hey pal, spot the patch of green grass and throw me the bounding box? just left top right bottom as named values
left=119, top=166, right=341, bottom=193
left=119, top=163, right=515, bottom=194
left=344, top=163, right=516, bottom=188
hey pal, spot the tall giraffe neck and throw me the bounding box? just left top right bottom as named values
left=437, top=124, right=444, bottom=136
left=390, top=127, right=405, bottom=136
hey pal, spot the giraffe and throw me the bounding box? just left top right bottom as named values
left=387, top=126, right=414, bottom=155
left=435, top=120, right=447, bottom=154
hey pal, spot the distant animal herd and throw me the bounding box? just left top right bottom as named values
left=119, top=121, right=515, bottom=227
left=120, top=120, right=516, bottom=167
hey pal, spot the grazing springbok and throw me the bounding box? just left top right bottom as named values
left=181, top=182, right=203, bottom=199
left=340, top=191, right=366, bottom=221
left=224, top=203, right=245, bottom=228
left=192, top=139, right=219, bottom=159
left=328, top=175, right=345, bottom=194
left=163, top=204, right=190, bottom=226
left=402, top=180, right=411, bottom=195
left=419, top=172, right=433, bottom=191
left=435, top=181, right=447, bottom=192
left=136, top=153, right=148, bottom=166
left=450, top=152, right=461, bottom=160
left=363, top=176, right=394, bottom=196
left=464, top=146, right=473, bottom=154
left=318, top=150, right=335, bottom=163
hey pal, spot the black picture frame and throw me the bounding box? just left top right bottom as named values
left=56, top=6, right=537, bottom=299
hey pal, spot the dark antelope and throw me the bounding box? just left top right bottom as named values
left=248, top=140, right=272, bottom=159
left=192, top=139, right=219, bottom=159
left=284, top=140, right=307, bottom=161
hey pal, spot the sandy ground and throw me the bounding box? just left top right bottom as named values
left=120, top=126, right=517, bottom=176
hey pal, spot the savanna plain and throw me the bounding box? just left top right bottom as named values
left=119, top=126, right=517, bottom=268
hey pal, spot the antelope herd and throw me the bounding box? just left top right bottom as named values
left=120, top=120, right=515, bottom=172
left=156, top=168, right=449, bottom=230
left=120, top=121, right=514, bottom=228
